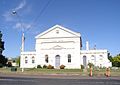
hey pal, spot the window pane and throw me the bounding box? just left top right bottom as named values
left=25, top=56, right=28, bottom=64
left=32, top=56, right=35, bottom=63
left=32, top=60, right=35, bottom=63
left=68, top=54, right=71, bottom=63
left=45, top=55, right=49, bottom=63
left=25, top=60, right=28, bottom=64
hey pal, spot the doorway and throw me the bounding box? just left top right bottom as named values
left=83, top=56, right=87, bottom=68
left=55, top=55, right=60, bottom=69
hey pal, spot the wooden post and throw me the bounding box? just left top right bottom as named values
left=106, top=67, right=110, bottom=77
left=89, top=67, right=92, bottom=77
left=22, top=68, right=24, bottom=72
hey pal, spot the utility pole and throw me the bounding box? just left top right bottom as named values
left=21, top=33, right=25, bottom=52
left=12, top=11, right=25, bottom=72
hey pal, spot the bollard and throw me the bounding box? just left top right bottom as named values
left=106, top=67, right=110, bottom=77
left=89, top=67, right=92, bottom=77
left=22, top=68, right=24, bottom=72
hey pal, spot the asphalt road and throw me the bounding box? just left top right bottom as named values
left=0, top=76, right=120, bottom=85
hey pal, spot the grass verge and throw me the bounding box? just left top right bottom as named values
left=0, top=67, right=120, bottom=77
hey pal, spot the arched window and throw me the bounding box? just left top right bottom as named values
left=68, top=54, right=71, bottom=63
left=83, top=55, right=87, bottom=67
left=45, top=55, right=49, bottom=63
left=25, top=56, right=28, bottom=64
left=32, top=56, right=35, bottom=63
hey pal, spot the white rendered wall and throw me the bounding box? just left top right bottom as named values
left=80, top=50, right=112, bottom=68
left=35, top=37, right=81, bottom=69
left=20, top=25, right=111, bottom=69
left=20, top=52, right=36, bottom=68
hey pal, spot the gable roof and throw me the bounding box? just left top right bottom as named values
left=35, top=25, right=81, bottom=38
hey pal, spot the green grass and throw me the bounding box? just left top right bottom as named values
left=0, top=67, right=120, bottom=77
left=24, top=68, right=83, bottom=74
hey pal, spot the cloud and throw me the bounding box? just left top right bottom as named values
left=13, top=22, right=31, bottom=32
left=3, top=11, right=14, bottom=22
left=14, top=23, right=21, bottom=29
left=14, top=0, right=26, bottom=11
left=2, top=0, right=34, bottom=34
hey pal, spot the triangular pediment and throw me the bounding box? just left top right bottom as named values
left=35, top=25, right=81, bottom=39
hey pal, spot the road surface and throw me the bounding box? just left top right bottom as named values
left=0, top=76, right=120, bottom=85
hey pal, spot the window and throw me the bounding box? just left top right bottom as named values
left=56, top=30, right=59, bottom=34
left=25, top=56, right=28, bottom=64
left=83, top=56, right=87, bottom=67
left=100, top=55, right=103, bottom=61
left=45, top=55, right=49, bottom=63
left=91, top=55, right=95, bottom=60
left=68, top=54, right=71, bottom=63
left=32, top=56, right=35, bottom=63
left=91, top=55, right=96, bottom=64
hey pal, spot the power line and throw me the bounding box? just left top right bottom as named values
left=25, top=0, right=53, bottom=33
left=12, top=11, right=24, bottom=33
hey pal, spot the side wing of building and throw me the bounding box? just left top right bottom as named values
left=20, top=51, right=36, bottom=68
left=80, top=50, right=112, bottom=68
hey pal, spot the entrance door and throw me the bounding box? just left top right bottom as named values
left=83, top=56, right=87, bottom=68
left=55, top=55, right=60, bottom=69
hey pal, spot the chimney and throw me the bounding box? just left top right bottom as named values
left=86, top=41, right=89, bottom=50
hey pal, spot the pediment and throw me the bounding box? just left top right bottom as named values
left=35, top=25, right=81, bottom=39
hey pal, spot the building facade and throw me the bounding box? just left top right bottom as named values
left=20, top=25, right=112, bottom=69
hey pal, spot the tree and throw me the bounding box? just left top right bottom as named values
left=112, top=55, right=120, bottom=67
left=16, top=56, right=20, bottom=66
left=0, top=55, right=8, bottom=67
left=0, top=31, right=4, bottom=53
left=108, top=53, right=113, bottom=62
left=0, top=31, right=7, bottom=67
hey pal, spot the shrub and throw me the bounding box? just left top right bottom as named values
left=43, top=65, right=47, bottom=68
left=7, top=62, right=12, bottom=67
left=81, top=65, right=84, bottom=69
left=37, top=65, right=42, bottom=68
left=47, top=64, right=54, bottom=69
left=60, top=65, right=65, bottom=69
left=88, top=63, right=94, bottom=68
left=0, top=63, right=3, bottom=68
left=11, top=67, right=17, bottom=72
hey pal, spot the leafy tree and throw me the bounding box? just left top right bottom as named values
left=112, top=55, right=120, bottom=67
left=16, top=56, right=20, bottom=66
left=0, top=31, right=7, bottom=67
left=117, top=54, right=120, bottom=56
left=0, top=31, right=4, bottom=52
left=0, top=55, right=8, bottom=67
left=108, top=53, right=113, bottom=62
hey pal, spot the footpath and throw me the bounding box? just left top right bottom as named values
left=0, top=73, right=120, bottom=80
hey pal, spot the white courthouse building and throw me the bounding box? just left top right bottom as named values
left=20, top=25, right=112, bottom=69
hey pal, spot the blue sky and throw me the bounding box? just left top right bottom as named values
left=0, top=0, right=120, bottom=57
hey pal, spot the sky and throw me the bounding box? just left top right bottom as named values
left=0, top=0, right=120, bottom=58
